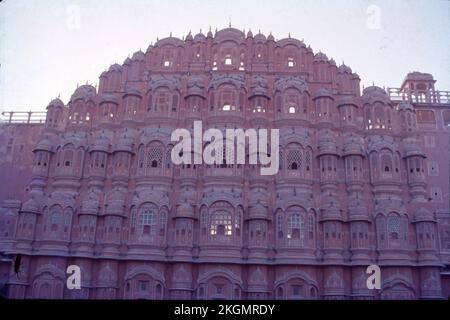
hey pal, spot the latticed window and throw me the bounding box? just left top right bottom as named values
left=210, top=211, right=232, bottom=236
left=287, top=150, right=302, bottom=171
left=155, top=92, right=169, bottom=112
left=305, top=150, right=311, bottom=172
left=308, top=215, right=314, bottom=236
left=139, top=209, right=156, bottom=235
left=388, top=216, right=401, bottom=240
left=235, top=211, right=241, bottom=231
left=376, top=216, right=386, bottom=242
left=50, top=210, right=60, bottom=232
left=287, top=214, right=304, bottom=240
left=277, top=214, right=283, bottom=238
left=160, top=211, right=167, bottom=226
left=130, top=207, right=137, bottom=228
left=147, top=147, right=163, bottom=169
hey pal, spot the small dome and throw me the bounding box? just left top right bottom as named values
left=267, top=33, right=275, bottom=41
left=338, top=64, right=352, bottom=74
left=22, top=198, right=40, bottom=213
left=329, top=58, right=336, bottom=66
left=194, top=32, right=206, bottom=42
left=71, top=85, right=96, bottom=102
left=100, top=93, right=118, bottom=104
left=81, top=192, right=100, bottom=214
left=254, top=32, right=266, bottom=43
left=48, top=98, right=64, bottom=108
left=108, top=64, right=123, bottom=72
left=185, top=31, right=193, bottom=41
left=207, top=28, right=213, bottom=38
left=146, top=44, right=154, bottom=53
left=314, top=87, right=333, bottom=99
left=318, top=131, right=338, bottom=155
left=247, top=30, right=253, bottom=38
left=343, top=135, right=365, bottom=156
left=91, top=134, right=110, bottom=153
left=414, top=207, right=435, bottom=223
left=362, top=86, right=390, bottom=104
left=404, top=140, right=425, bottom=158
left=34, top=137, right=53, bottom=152
left=123, top=57, right=132, bottom=65
left=132, top=50, right=145, bottom=61
left=314, top=52, right=328, bottom=62
left=114, top=135, right=134, bottom=153
left=124, top=86, right=142, bottom=97
left=176, top=201, right=194, bottom=218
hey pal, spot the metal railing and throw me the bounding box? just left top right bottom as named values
left=387, top=88, right=450, bottom=105
left=0, top=111, right=47, bottom=124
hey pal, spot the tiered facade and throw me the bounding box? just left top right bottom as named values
left=0, top=27, right=449, bottom=299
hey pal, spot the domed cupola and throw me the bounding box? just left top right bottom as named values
left=34, top=137, right=54, bottom=153
left=108, top=63, right=123, bottom=73
left=70, top=85, right=96, bottom=103
left=404, top=139, right=425, bottom=158
left=45, top=98, right=65, bottom=129
left=314, top=87, right=333, bottom=99
left=100, top=93, right=119, bottom=105
left=362, top=86, right=390, bottom=104
left=414, top=207, right=434, bottom=223
left=114, top=134, right=134, bottom=153
left=314, top=52, right=328, bottom=63
left=267, top=32, right=275, bottom=42
left=343, top=135, right=365, bottom=157
left=123, top=57, right=132, bottom=66
left=21, top=197, right=40, bottom=214
left=338, top=63, right=352, bottom=74
left=146, top=44, right=154, bottom=53
left=246, top=29, right=253, bottom=38
left=48, top=98, right=65, bottom=108
left=193, top=31, right=206, bottom=42
left=80, top=191, right=100, bottom=215
left=185, top=31, right=193, bottom=42
left=362, top=86, right=393, bottom=130
left=176, top=200, right=194, bottom=218
left=132, top=50, right=145, bottom=62
left=254, top=31, right=266, bottom=43
left=318, top=130, right=339, bottom=156
left=207, top=27, right=213, bottom=38
left=91, top=133, right=110, bottom=153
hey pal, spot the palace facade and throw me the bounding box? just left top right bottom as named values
left=0, top=27, right=450, bottom=299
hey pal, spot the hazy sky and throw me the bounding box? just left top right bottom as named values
left=1, top=0, right=449, bottom=112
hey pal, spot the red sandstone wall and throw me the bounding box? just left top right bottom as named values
left=0, top=124, right=44, bottom=202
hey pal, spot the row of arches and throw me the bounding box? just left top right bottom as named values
left=25, top=264, right=422, bottom=300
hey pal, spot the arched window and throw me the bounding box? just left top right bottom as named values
left=50, top=211, right=60, bottom=231
left=139, top=208, right=156, bottom=235
left=388, top=215, right=401, bottom=240
left=308, top=214, right=314, bottom=239
left=287, top=149, right=302, bottom=171
left=277, top=214, right=283, bottom=238
left=210, top=211, right=232, bottom=236
left=146, top=145, right=163, bottom=170
left=287, top=213, right=304, bottom=240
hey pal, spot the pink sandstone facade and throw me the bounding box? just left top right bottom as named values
left=0, top=27, right=450, bottom=300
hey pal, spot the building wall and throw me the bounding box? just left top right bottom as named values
left=0, top=28, right=449, bottom=300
